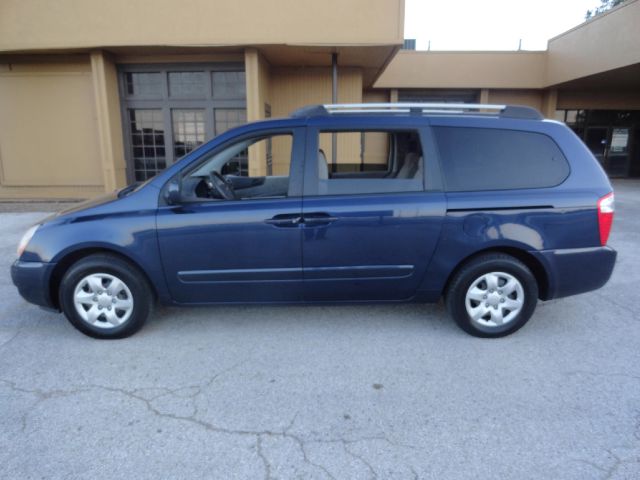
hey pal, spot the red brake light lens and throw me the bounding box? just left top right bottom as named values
left=597, top=192, right=614, bottom=246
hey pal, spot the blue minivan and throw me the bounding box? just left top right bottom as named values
left=11, top=103, right=616, bottom=339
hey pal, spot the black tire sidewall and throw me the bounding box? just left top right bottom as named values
left=447, top=255, right=538, bottom=338
left=59, top=256, right=151, bottom=339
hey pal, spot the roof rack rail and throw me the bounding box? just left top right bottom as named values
left=290, top=103, right=543, bottom=120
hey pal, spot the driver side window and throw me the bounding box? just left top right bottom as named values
left=185, top=134, right=293, bottom=201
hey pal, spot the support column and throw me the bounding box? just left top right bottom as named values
left=480, top=88, right=490, bottom=104
left=390, top=89, right=399, bottom=103
left=245, top=48, right=270, bottom=176
left=90, top=50, right=127, bottom=191
left=245, top=48, right=262, bottom=123
left=542, top=89, right=558, bottom=119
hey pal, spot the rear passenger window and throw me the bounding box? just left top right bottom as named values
left=315, top=130, right=424, bottom=195
left=434, top=127, right=570, bottom=192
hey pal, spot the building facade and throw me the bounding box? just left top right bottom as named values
left=0, top=0, right=638, bottom=199
left=376, top=0, right=640, bottom=179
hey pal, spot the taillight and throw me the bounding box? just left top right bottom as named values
left=597, top=192, right=614, bottom=246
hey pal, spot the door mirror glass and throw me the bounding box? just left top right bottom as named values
left=164, top=180, right=181, bottom=205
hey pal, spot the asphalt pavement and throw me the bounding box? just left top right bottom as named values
left=1, top=180, right=639, bottom=479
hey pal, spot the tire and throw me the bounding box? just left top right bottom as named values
left=59, top=253, right=153, bottom=339
left=445, top=253, right=538, bottom=338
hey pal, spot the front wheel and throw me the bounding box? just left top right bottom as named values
left=59, top=254, right=153, bottom=339
left=445, top=253, right=538, bottom=338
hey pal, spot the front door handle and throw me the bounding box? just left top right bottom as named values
left=265, top=214, right=302, bottom=227
left=303, top=212, right=338, bottom=226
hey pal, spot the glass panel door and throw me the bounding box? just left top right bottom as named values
left=585, top=126, right=630, bottom=177
left=119, top=64, right=247, bottom=183
left=585, top=127, right=608, bottom=169
left=128, top=109, right=166, bottom=181
left=172, top=109, right=205, bottom=160
left=608, top=127, right=630, bottom=177
left=215, top=109, right=248, bottom=175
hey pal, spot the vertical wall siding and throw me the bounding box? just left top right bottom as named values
left=0, top=59, right=105, bottom=198
left=271, top=66, right=363, bottom=170
left=269, top=66, right=362, bottom=118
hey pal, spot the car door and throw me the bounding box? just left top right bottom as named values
left=301, top=121, right=446, bottom=301
left=157, top=127, right=306, bottom=304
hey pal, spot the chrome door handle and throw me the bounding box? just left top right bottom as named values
left=265, top=214, right=302, bottom=227
left=303, top=213, right=338, bottom=226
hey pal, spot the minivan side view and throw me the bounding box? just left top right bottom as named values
left=11, top=103, right=617, bottom=339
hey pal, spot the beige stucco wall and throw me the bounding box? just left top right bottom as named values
left=270, top=66, right=363, bottom=173
left=487, top=90, right=544, bottom=112
left=270, top=67, right=363, bottom=118
left=0, top=49, right=365, bottom=198
left=547, top=0, right=640, bottom=86
left=363, top=90, right=390, bottom=104
left=376, top=0, right=640, bottom=91
left=0, top=59, right=105, bottom=199
left=245, top=63, right=365, bottom=176
left=0, top=0, right=404, bottom=52
left=375, top=51, right=548, bottom=89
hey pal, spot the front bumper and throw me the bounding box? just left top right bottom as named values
left=11, top=260, right=58, bottom=310
left=534, top=246, right=617, bottom=300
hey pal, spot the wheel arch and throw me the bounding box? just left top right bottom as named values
left=442, top=246, right=550, bottom=301
left=49, top=247, right=159, bottom=310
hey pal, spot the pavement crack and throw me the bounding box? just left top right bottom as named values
left=410, top=466, right=419, bottom=480
left=603, top=449, right=623, bottom=480
left=3, top=368, right=407, bottom=479
left=256, top=435, right=272, bottom=480
left=571, top=458, right=608, bottom=474
left=291, top=435, right=337, bottom=480
left=0, top=378, right=92, bottom=432
left=343, top=441, right=378, bottom=479
left=0, top=328, right=22, bottom=352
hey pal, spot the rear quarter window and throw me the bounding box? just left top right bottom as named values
left=434, top=127, right=570, bottom=191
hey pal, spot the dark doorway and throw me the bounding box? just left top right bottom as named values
left=557, top=109, right=639, bottom=178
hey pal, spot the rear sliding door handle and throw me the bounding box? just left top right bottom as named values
left=265, top=214, right=302, bottom=227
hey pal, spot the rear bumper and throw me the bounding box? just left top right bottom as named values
left=534, top=246, right=617, bottom=300
left=11, top=260, right=58, bottom=310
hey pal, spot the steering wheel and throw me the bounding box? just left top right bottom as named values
left=207, top=171, right=236, bottom=200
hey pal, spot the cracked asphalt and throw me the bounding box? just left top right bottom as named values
left=1, top=180, right=639, bottom=479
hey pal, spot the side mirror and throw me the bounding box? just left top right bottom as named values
left=164, top=180, right=181, bottom=205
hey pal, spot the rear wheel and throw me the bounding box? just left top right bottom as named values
left=445, top=253, right=538, bottom=338
left=59, top=254, right=153, bottom=339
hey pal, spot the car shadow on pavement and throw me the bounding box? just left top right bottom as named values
left=144, top=302, right=456, bottom=337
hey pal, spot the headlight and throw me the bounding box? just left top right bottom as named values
left=17, top=224, right=39, bottom=257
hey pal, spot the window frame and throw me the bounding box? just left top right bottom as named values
left=161, top=126, right=306, bottom=206
left=118, top=63, right=247, bottom=183
left=303, top=123, right=442, bottom=197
